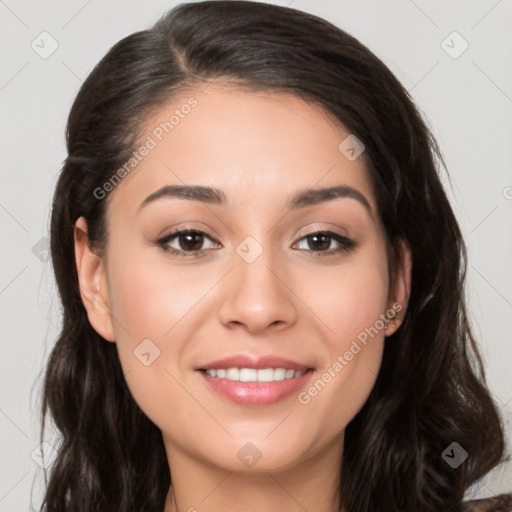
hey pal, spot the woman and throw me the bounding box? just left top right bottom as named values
left=38, top=1, right=511, bottom=511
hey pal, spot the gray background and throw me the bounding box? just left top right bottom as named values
left=1, top=0, right=511, bottom=509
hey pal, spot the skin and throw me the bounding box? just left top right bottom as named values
left=74, top=85, right=411, bottom=512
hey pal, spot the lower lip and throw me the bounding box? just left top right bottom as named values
left=197, top=369, right=314, bottom=406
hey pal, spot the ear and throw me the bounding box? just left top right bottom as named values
left=74, top=216, right=116, bottom=342
left=385, top=238, right=412, bottom=337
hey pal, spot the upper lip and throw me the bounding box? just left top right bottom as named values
left=197, top=354, right=312, bottom=372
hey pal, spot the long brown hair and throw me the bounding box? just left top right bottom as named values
left=38, top=2, right=507, bottom=511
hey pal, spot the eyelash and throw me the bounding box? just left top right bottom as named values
left=156, top=228, right=357, bottom=258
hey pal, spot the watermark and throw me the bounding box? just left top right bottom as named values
left=237, top=441, right=263, bottom=468
left=31, top=31, right=59, bottom=59
left=503, top=186, right=512, bottom=200
left=441, top=31, right=469, bottom=60
left=297, top=302, right=402, bottom=405
left=338, top=134, right=365, bottom=161
left=31, top=441, right=58, bottom=469
left=93, top=97, right=198, bottom=200
left=441, top=441, right=468, bottom=469
left=32, top=236, right=50, bottom=263
left=133, top=338, right=161, bottom=366
left=236, top=236, right=264, bottom=263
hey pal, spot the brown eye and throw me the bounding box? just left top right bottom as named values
left=294, top=230, right=356, bottom=256
left=157, top=229, right=220, bottom=257
left=305, top=233, right=331, bottom=251
left=176, top=232, right=205, bottom=251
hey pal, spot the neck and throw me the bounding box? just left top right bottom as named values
left=162, top=433, right=344, bottom=512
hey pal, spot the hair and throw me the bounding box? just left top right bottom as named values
left=38, top=1, right=508, bottom=511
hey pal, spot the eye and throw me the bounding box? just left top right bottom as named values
left=157, top=229, right=221, bottom=257
left=156, top=228, right=356, bottom=258
left=293, top=230, right=356, bottom=256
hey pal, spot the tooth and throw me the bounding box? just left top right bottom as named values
left=205, top=367, right=306, bottom=381
left=239, top=368, right=258, bottom=382
left=225, top=368, right=240, bottom=381
left=273, top=368, right=286, bottom=381
left=257, top=368, right=275, bottom=382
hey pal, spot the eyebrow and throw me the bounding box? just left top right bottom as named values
left=138, top=184, right=373, bottom=218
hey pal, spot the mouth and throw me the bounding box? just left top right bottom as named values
left=198, top=367, right=309, bottom=382
left=195, top=354, right=315, bottom=406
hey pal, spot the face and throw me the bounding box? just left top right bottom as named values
left=75, top=85, right=411, bottom=475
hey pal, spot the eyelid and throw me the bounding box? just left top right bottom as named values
left=297, top=225, right=348, bottom=239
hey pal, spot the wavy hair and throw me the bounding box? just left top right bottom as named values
left=38, top=1, right=507, bottom=511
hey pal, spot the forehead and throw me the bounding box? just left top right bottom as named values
left=106, top=85, right=376, bottom=217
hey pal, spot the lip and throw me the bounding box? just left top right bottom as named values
left=196, top=354, right=315, bottom=406
left=196, top=354, right=311, bottom=372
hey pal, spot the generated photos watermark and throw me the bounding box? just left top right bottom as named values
left=297, top=301, right=402, bottom=405
left=93, top=97, right=198, bottom=200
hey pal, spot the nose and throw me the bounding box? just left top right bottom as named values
left=217, top=239, right=298, bottom=334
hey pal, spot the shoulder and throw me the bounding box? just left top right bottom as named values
left=462, top=493, right=512, bottom=512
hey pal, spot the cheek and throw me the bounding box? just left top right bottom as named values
left=106, top=242, right=213, bottom=342
left=103, top=242, right=220, bottom=403
left=293, top=244, right=389, bottom=427
left=304, top=244, right=390, bottom=345
left=103, top=249, right=201, bottom=426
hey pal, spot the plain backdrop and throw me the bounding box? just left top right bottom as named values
left=1, top=0, right=511, bottom=510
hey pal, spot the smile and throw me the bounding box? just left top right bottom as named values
left=202, top=367, right=304, bottom=382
